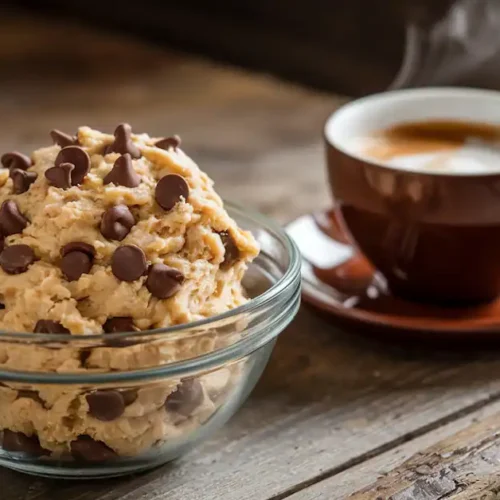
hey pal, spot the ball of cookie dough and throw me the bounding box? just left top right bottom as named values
left=0, top=124, right=259, bottom=336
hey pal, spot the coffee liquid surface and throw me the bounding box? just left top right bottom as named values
left=356, top=120, right=500, bottom=174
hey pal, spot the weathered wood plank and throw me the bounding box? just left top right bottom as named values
left=287, top=400, right=500, bottom=499
left=347, top=409, right=500, bottom=499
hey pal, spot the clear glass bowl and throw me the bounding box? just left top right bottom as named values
left=0, top=202, right=301, bottom=478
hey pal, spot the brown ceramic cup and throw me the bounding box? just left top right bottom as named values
left=325, top=88, right=500, bottom=305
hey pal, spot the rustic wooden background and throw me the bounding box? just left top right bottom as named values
left=8, top=0, right=456, bottom=96
left=1, top=9, right=500, bottom=500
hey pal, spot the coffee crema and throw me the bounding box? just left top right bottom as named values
left=352, top=120, right=500, bottom=174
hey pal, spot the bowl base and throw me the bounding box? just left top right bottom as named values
left=0, top=453, right=176, bottom=479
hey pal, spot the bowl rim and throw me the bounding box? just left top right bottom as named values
left=0, top=200, right=301, bottom=383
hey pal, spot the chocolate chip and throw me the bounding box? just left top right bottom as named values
left=0, top=303, right=5, bottom=310
left=111, top=245, right=147, bottom=282
left=0, top=200, right=28, bottom=235
left=61, top=251, right=92, bottom=281
left=79, top=349, right=92, bottom=366
left=219, top=231, right=240, bottom=269
left=60, top=242, right=95, bottom=281
left=2, top=430, right=49, bottom=456
left=146, top=263, right=184, bottom=299
left=165, top=378, right=203, bottom=417
left=155, top=135, right=181, bottom=151
left=106, top=124, right=141, bottom=159
left=17, top=390, right=45, bottom=407
left=1, top=152, right=31, bottom=171
left=121, top=389, right=138, bottom=406
left=50, top=129, right=78, bottom=147
left=70, top=435, right=117, bottom=462
left=34, top=320, right=70, bottom=334
left=61, top=242, right=95, bottom=258
left=103, top=154, right=140, bottom=188
left=10, top=168, right=37, bottom=194
left=104, top=337, right=139, bottom=348
left=102, top=317, right=140, bottom=347
left=45, top=162, right=74, bottom=189
left=103, top=317, right=137, bottom=333
left=86, top=391, right=125, bottom=421
left=0, top=245, right=35, bottom=274
left=100, top=205, right=135, bottom=241
left=0, top=236, right=4, bottom=254
left=54, top=146, right=90, bottom=185
left=155, top=174, right=189, bottom=211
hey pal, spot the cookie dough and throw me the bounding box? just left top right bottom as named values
left=0, top=124, right=259, bottom=462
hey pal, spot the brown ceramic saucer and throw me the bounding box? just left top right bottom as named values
left=286, top=209, right=500, bottom=343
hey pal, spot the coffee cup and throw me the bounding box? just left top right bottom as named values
left=325, top=87, right=500, bottom=304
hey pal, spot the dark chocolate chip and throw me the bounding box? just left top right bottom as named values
left=102, top=317, right=140, bottom=347
left=86, top=390, right=125, bottom=421
left=106, top=124, right=141, bottom=159
left=104, top=337, right=139, bottom=348
left=155, top=135, right=181, bottom=151
left=103, top=317, right=137, bottom=333
left=0, top=303, right=5, bottom=310
left=54, top=146, right=90, bottom=185
left=10, top=169, right=37, bottom=194
left=70, top=435, right=117, bottom=462
left=155, top=174, right=189, bottom=211
left=2, top=430, right=49, bottom=456
left=50, top=129, right=78, bottom=147
left=34, top=320, right=70, bottom=334
left=146, top=263, right=184, bottom=299
left=61, top=242, right=95, bottom=258
left=60, top=242, right=95, bottom=282
left=45, top=162, right=74, bottom=189
left=0, top=245, right=35, bottom=274
left=1, top=152, right=31, bottom=171
left=103, top=154, right=140, bottom=187
left=0, top=200, right=28, bottom=235
left=61, top=251, right=92, bottom=282
left=100, top=205, right=135, bottom=241
left=165, top=378, right=203, bottom=417
left=79, top=349, right=92, bottom=366
left=121, top=389, right=138, bottom=406
left=219, top=231, right=240, bottom=269
left=17, top=389, right=45, bottom=407
left=111, top=245, right=147, bottom=282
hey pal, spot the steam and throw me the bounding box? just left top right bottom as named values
left=390, top=0, right=500, bottom=89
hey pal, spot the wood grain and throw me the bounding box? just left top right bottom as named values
left=348, top=410, right=500, bottom=499
left=288, top=400, right=500, bottom=499
left=2, top=11, right=500, bottom=500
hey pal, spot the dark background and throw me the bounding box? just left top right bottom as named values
left=7, top=0, right=455, bottom=96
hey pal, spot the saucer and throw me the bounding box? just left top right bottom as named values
left=286, top=209, right=500, bottom=341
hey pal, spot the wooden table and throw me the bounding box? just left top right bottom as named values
left=3, top=11, right=500, bottom=500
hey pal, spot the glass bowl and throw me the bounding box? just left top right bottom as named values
left=0, top=202, right=301, bottom=479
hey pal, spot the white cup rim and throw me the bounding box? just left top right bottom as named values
left=324, top=87, right=500, bottom=177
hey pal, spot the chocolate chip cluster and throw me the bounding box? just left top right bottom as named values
left=1, top=374, right=210, bottom=462
left=0, top=124, right=239, bottom=334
